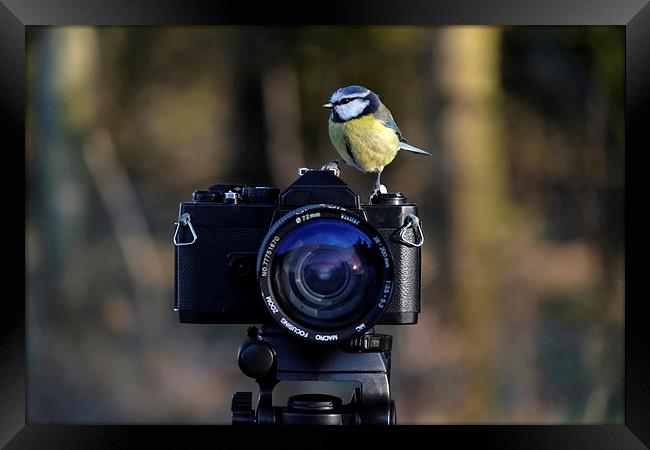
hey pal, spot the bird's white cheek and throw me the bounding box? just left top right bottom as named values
left=335, top=99, right=369, bottom=120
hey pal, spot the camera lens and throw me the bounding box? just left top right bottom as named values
left=258, top=205, right=394, bottom=343
left=275, top=220, right=377, bottom=325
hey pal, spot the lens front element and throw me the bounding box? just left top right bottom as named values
left=258, top=205, right=394, bottom=343
left=299, top=248, right=352, bottom=299
left=275, top=220, right=378, bottom=326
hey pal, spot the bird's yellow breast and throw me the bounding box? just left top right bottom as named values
left=329, top=115, right=400, bottom=172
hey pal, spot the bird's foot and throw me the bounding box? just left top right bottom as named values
left=369, top=183, right=388, bottom=202
left=320, top=160, right=341, bottom=177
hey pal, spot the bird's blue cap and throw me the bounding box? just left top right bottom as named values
left=329, top=85, right=372, bottom=103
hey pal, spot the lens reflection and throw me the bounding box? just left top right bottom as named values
left=299, top=249, right=351, bottom=298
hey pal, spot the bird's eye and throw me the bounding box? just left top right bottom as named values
left=338, top=98, right=353, bottom=105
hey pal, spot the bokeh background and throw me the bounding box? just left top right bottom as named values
left=26, top=26, right=624, bottom=423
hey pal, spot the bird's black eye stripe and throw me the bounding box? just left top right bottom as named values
left=337, top=98, right=354, bottom=105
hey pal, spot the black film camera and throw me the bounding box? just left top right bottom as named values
left=173, top=167, right=424, bottom=424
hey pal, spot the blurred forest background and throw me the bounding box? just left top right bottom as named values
left=26, top=26, right=624, bottom=424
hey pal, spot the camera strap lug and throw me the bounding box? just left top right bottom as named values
left=174, top=212, right=198, bottom=246
left=396, top=214, right=424, bottom=248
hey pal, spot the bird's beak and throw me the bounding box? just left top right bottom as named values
left=322, top=102, right=333, bottom=108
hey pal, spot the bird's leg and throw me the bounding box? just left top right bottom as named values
left=370, top=169, right=387, bottom=201
left=320, top=159, right=341, bottom=177
left=373, top=170, right=382, bottom=193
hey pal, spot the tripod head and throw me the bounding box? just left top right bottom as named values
left=231, top=324, right=396, bottom=425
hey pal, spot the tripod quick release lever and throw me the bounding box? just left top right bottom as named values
left=343, top=333, right=393, bottom=353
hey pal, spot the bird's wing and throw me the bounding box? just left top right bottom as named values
left=377, top=104, right=431, bottom=155
left=375, top=104, right=406, bottom=142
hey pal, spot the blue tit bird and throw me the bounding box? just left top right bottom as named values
left=323, top=85, right=431, bottom=196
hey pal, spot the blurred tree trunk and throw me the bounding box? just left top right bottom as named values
left=436, top=27, right=507, bottom=420
left=261, top=62, right=306, bottom=187
left=237, top=29, right=306, bottom=187
left=32, top=29, right=92, bottom=311
left=29, top=27, right=97, bottom=420
left=229, top=32, right=270, bottom=185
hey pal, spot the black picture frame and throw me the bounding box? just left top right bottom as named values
left=2, top=0, right=648, bottom=448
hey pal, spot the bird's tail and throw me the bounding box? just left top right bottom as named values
left=399, top=141, right=431, bottom=155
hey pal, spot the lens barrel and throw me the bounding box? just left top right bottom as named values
left=257, top=204, right=394, bottom=343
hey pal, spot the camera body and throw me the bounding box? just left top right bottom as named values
left=174, top=169, right=421, bottom=341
